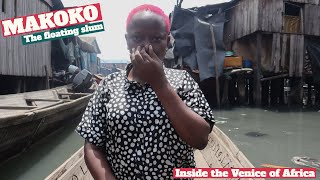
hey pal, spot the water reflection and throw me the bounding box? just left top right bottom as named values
left=0, top=121, right=83, bottom=180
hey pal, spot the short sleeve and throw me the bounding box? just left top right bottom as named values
left=75, top=79, right=110, bottom=147
left=179, top=71, right=215, bottom=130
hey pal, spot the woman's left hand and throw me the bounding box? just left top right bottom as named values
left=130, top=45, right=168, bottom=90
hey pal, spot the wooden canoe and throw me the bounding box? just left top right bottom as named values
left=46, top=126, right=261, bottom=180
left=0, top=85, right=92, bottom=163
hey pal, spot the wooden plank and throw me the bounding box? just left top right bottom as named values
left=297, top=35, right=304, bottom=77
left=289, top=35, right=296, bottom=77
left=257, top=0, right=263, bottom=30
left=0, top=0, right=2, bottom=15
left=225, top=0, right=260, bottom=41
left=0, top=106, right=37, bottom=110
left=12, top=0, right=18, bottom=76
left=57, top=93, right=91, bottom=96
left=22, top=0, right=27, bottom=76
left=194, top=149, right=210, bottom=170
left=304, top=4, right=312, bottom=35
left=209, top=24, right=220, bottom=108
left=300, top=4, right=304, bottom=34
left=288, top=35, right=304, bottom=77
left=317, top=5, right=320, bottom=37
left=281, top=34, right=288, bottom=70
left=8, top=0, right=13, bottom=75
left=46, top=150, right=93, bottom=180
left=0, top=1, right=5, bottom=76
left=237, top=75, right=246, bottom=104
left=261, top=74, right=289, bottom=81
left=304, top=4, right=320, bottom=36
left=271, top=33, right=281, bottom=73
left=25, top=98, right=71, bottom=102
left=254, top=33, right=262, bottom=106
left=45, top=147, right=88, bottom=180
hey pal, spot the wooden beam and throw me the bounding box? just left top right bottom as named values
left=0, top=106, right=37, bottom=110
left=45, top=65, right=50, bottom=89
left=281, top=34, right=288, bottom=70
left=300, top=5, right=304, bottom=34
left=272, top=33, right=281, bottom=73
left=25, top=98, right=72, bottom=102
left=57, top=93, right=90, bottom=96
left=289, top=35, right=296, bottom=77
left=254, top=32, right=262, bottom=106
left=261, top=74, right=289, bottom=81
left=210, top=24, right=221, bottom=108
left=28, top=100, right=64, bottom=112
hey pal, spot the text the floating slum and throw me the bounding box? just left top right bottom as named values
left=0, top=3, right=104, bottom=45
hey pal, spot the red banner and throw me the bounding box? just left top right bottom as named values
left=173, top=168, right=317, bottom=179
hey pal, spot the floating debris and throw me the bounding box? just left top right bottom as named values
left=240, top=114, right=247, bottom=116
left=234, top=128, right=239, bottom=130
left=261, top=164, right=289, bottom=168
left=215, top=120, right=227, bottom=124
left=217, top=116, right=229, bottom=120
left=291, top=156, right=320, bottom=169
left=245, top=131, right=268, bottom=137
left=282, top=131, right=293, bottom=135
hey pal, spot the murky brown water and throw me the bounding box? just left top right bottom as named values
left=215, top=107, right=320, bottom=179
left=0, top=108, right=319, bottom=179
left=0, top=121, right=83, bottom=180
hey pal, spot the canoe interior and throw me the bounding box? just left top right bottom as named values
left=46, top=126, right=261, bottom=180
left=0, top=86, right=92, bottom=163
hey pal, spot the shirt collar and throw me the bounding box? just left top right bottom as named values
left=123, top=63, right=141, bottom=90
left=123, top=63, right=167, bottom=90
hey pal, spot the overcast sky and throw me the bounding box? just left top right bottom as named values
left=61, top=0, right=229, bottom=61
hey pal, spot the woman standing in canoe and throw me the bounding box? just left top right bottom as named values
left=76, top=4, right=215, bottom=180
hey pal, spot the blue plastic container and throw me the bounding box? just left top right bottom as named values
left=243, top=59, right=252, bottom=68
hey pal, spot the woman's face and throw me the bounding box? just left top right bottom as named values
left=125, top=11, right=169, bottom=60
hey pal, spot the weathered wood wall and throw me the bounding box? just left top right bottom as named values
left=259, top=0, right=283, bottom=33
left=289, top=35, right=304, bottom=77
left=225, top=0, right=284, bottom=42
left=0, top=0, right=52, bottom=77
left=304, top=4, right=320, bottom=36
left=226, top=0, right=320, bottom=41
left=231, top=33, right=304, bottom=77
left=224, top=0, right=259, bottom=43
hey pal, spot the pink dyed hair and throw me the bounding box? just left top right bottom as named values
left=126, top=4, right=170, bottom=33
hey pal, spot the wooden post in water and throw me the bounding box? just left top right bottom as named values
left=209, top=24, right=221, bottom=108
left=254, top=33, right=262, bottom=106
left=237, top=75, right=246, bottom=105
left=44, top=65, right=50, bottom=89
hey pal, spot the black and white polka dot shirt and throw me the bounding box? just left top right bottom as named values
left=76, top=65, right=214, bottom=180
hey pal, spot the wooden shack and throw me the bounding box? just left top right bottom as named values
left=0, top=0, right=54, bottom=94
left=224, top=0, right=320, bottom=106
left=79, top=37, right=101, bottom=74
left=0, top=0, right=103, bottom=94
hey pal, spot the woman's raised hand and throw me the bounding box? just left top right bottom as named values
left=130, top=45, right=168, bottom=90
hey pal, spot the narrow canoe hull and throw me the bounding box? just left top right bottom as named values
left=0, top=86, right=92, bottom=163
left=46, top=126, right=261, bottom=180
